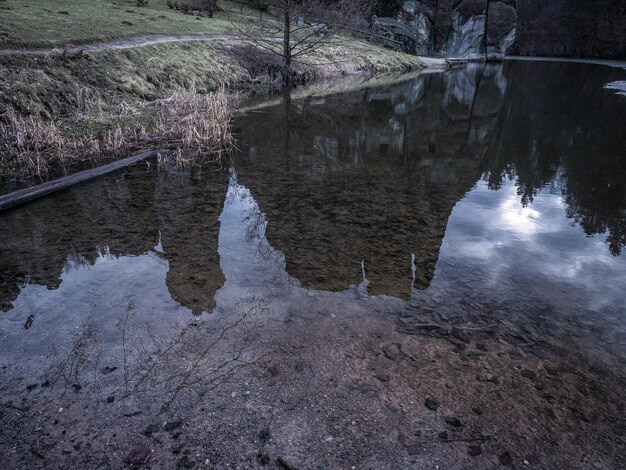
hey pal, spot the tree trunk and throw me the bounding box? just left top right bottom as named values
left=483, top=0, right=490, bottom=59
left=282, top=0, right=292, bottom=88
left=430, top=0, right=439, bottom=55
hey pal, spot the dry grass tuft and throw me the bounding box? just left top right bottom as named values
left=155, top=84, right=233, bottom=164
left=74, top=87, right=104, bottom=121
left=0, top=85, right=234, bottom=177
left=0, top=108, right=74, bottom=175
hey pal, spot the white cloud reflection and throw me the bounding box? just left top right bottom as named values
left=439, top=180, right=626, bottom=311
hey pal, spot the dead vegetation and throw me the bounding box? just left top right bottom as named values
left=0, top=86, right=234, bottom=177
left=155, top=84, right=233, bottom=164
left=167, top=0, right=218, bottom=16
left=226, top=44, right=289, bottom=90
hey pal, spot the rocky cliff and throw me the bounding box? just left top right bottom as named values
left=374, top=0, right=517, bottom=60
left=373, top=0, right=624, bottom=60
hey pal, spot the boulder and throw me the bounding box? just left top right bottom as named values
left=486, top=1, right=517, bottom=60
left=388, top=1, right=492, bottom=58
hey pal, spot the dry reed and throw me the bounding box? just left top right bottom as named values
left=154, top=84, right=233, bottom=164
left=0, top=108, right=73, bottom=176
left=0, top=85, right=233, bottom=177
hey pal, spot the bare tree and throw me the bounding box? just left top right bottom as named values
left=235, top=0, right=373, bottom=87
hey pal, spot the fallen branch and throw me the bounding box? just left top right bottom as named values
left=0, top=149, right=163, bottom=213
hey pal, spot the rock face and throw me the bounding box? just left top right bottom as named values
left=374, top=0, right=517, bottom=60
left=374, top=0, right=625, bottom=60
left=486, top=1, right=517, bottom=60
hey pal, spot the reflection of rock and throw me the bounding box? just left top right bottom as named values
left=235, top=66, right=507, bottom=299
left=154, top=170, right=229, bottom=315
left=0, top=176, right=159, bottom=311
left=0, top=169, right=229, bottom=313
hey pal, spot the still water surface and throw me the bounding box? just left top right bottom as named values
left=0, top=60, right=624, bottom=468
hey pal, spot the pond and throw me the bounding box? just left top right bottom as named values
left=0, top=61, right=625, bottom=469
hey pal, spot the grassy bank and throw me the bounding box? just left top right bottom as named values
left=0, top=39, right=426, bottom=118
left=0, top=0, right=257, bottom=48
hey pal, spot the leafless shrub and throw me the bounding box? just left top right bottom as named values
left=136, top=0, right=150, bottom=6
left=227, top=44, right=284, bottom=84
left=48, top=322, right=101, bottom=393
left=113, top=299, right=268, bottom=406
left=302, top=0, right=374, bottom=31
left=154, top=84, right=234, bottom=162
left=167, top=0, right=217, bottom=14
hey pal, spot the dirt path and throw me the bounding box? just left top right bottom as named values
left=0, top=34, right=237, bottom=55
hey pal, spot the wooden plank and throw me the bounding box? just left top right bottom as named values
left=0, top=150, right=161, bottom=213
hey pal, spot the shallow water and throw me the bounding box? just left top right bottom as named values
left=0, top=61, right=625, bottom=469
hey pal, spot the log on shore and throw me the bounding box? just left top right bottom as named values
left=0, top=150, right=162, bottom=213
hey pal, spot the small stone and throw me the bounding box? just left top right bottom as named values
left=257, top=452, right=270, bottom=465
left=172, top=443, right=186, bottom=454
left=477, top=373, right=499, bottom=384
left=106, top=395, right=115, bottom=403
left=177, top=455, right=195, bottom=468
left=521, top=369, right=537, bottom=380
left=164, top=421, right=182, bottom=432
left=499, top=452, right=512, bottom=465
left=444, top=417, right=463, bottom=427
left=259, top=428, right=272, bottom=443
left=472, top=406, right=483, bottom=415
left=468, top=445, right=482, bottom=456
left=382, top=344, right=400, bottom=361
left=143, top=423, right=160, bottom=436
left=438, top=431, right=449, bottom=440
left=71, top=384, right=82, bottom=392
left=406, top=444, right=420, bottom=456
left=374, top=372, right=391, bottom=383
left=24, top=315, right=34, bottom=329
left=424, top=398, right=439, bottom=412
left=126, top=445, right=151, bottom=466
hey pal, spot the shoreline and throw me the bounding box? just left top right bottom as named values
left=505, top=55, right=626, bottom=70
left=0, top=38, right=450, bottom=182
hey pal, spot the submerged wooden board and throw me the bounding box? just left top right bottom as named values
left=0, top=150, right=161, bottom=213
